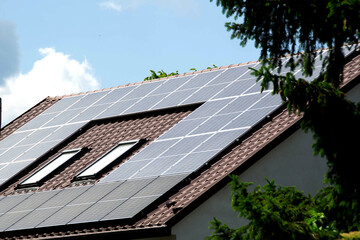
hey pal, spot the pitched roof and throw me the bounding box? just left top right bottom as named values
left=0, top=49, right=359, bottom=239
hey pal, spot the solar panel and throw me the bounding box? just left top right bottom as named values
left=0, top=193, right=32, bottom=214
left=158, top=118, right=207, bottom=140
left=8, top=206, right=61, bottom=231
left=161, top=134, right=212, bottom=157
left=16, top=140, right=61, bottom=161
left=96, top=98, right=139, bottom=119
left=43, top=109, right=85, bottom=127
left=39, top=186, right=90, bottom=209
left=218, top=94, right=263, bottom=115
left=16, top=113, right=59, bottom=131
left=223, top=106, right=278, bottom=130
left=210, top=64, right=258, bottom=85
left=163, top=150, right=219, bottom=175
left=149, top=76, right=193, bottom=95
left=190, top=113, right=240, bottom=135
left=41, top=95, right=84, bottom=114
left=10, top=190, right=59, bottom=212
left=185, top=98, right=234, bottom=120
left=100, top=160, right=149, bottom=182
left=122, top=81, right=162, bottom=100
left=131, top=155, right=185, bottom=179
left=122, top=93, right=168, bottom=115
left=0, top=161, right=32, bottom=180
left=181, top=83, right=229, bottom=105
left=177, top=70, right=224, bottom=91
left=0, top=210, right=31, bottom=231
left=68, top=198, right=126, bottom=225
left=0, top=145, right=33, bottom=164
left=101, top=178, right=155, bottom=200
left=101, top=195, right=159, bottom=220
left=70, top=182, right=121, bottom=205
left=69, top=104, right=111, bottom=123
left=214, top=79, right=256, bottom=99
left=151, top=88, right=199, bottom=109
left=95, top=86, right=137, bottom=105
left=0, top=131, right=32, bottom=149
left=42, top=122, right=86, bottom=142
left=37, top=203, right=93, bottom=227
left=17, top=127, right=59, bottom=146
left=250, top=93, right=282, bottom=109
left=67, top=91, right=110, bottom=110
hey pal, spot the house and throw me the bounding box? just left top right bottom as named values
left=0, top=48, right=359, bottom=240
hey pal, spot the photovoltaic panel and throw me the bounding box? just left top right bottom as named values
left=0, top=193, right=32, bottom=214
left=122, top=93, right=168, bottom=115
left=96, top=98, right=139, bottom=119
left=161, top=134, right=212, bottom=157
left=37, top=203, right=93, bottom=228
left=95, top=86, right=137, bottom=105
left=16, top=113, right=59, bottom=131
left=213, top=79, right=256, bottom=99
left=217, top=94, right=263, bottom=115
left=0, top=210, right=31, bottom=231
left=190, top=113, right=240, bottom=135
left=149, top=76, right=193, bottom=95
left=151, top=88, right=199, bottom=109
left=39, top=186, right=90, bottom=209
left=127, top=139, right=180, bottom=161
left=100, top=160, right=149, bottom=182
left=210, top=64, right=258, bottom=85
left=158, top=118, right=207, bottom=140
left=223, top=106, right=278, bottom=130
left=195, top=129, right=248, bottom=152
left=177, top=70, right=224, bottom=91
left=42, top=122, right=87, bottom=142
left=134, top=174, right=188, bottom=197
left=16, top=140, right=61, bottom=161
left=181, top=83, right=229, bottom=105
left=8, top=207, right=61, bottom=231
left=10, top=190, right=59, bottom=212
left=101, top=195, right=159, bottom=220
left=185, top=98, right=234, bottom=120
left=43, top=109, right=84, bottom=127
left=250, top=93, right=282, bottom=109
left=41, top=95, right=83, bottom=114
left=122, top=81, right=162, bottom=100
left=163, top=150, right=219, bottom=175
left=69, top=104, right=111, bottom=123
left=67, top=91, right=110, bottom=110
left=243, top=81, right=263, bottom=94
left=0, top=161, right=32, bottom=180
left=70, top=181, right=121, bottom=205
left=17, top=127, right=59, bottom=146
left=68, top=198, right=126, bottom=225
left=101, top=178, right=155, bottom=200
left=0, top=131, right=32, bottom=149
left=131, top=155, right=185, bottom=179
left=238, top=63, right=261, bottom=79
left=0, top=145, right=33, bottom=164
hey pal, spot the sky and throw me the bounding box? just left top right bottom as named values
left=0, top=0, right=260, bottom=125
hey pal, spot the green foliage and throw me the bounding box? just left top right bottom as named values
left=144, top=70, right=179, bottom=81
left=208, top=176, right=338, bottom=240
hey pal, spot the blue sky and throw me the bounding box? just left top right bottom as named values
left=0, top=0, right=259, bottom=124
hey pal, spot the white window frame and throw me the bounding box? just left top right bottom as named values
left=19, top=148, right=82, bottom=188
left=75, top=140, right=139, bottom=180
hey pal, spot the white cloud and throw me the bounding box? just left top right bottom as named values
left=99, top=1, right=122, bottom=12
left=0, top=48, right=100, bottom=125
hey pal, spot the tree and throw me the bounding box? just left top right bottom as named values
left=208, top=0, right=360, bottom=236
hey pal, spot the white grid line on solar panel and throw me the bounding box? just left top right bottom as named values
left=0, top=160, right=33, bottom=181
left=0, top=193, right=33, bottom=215
left=176, top=69, right=224, bottom=91
left=128, top=134, right=214, bottom=179
left=92, top=81, right=171, bottom=120
left=208, top=63, right=259, bottom=85
left=12, top=139, right=62, bottom=162
left=177, top=67, right=254, bottom=105
left=180, top=92, right=268, bottom=136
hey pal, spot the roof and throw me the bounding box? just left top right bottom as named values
left=0, top=48, right=359, bottom=239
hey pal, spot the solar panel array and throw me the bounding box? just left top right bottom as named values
left=0, top=48, right=351, bottom=232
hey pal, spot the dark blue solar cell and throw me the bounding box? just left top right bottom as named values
left=250, top=93, right=282, bottom=109
left=43, top=109, right=85, bottom=127
left=96, top=98, right=139, bottom=119
left=190, top=113, right=240, bottom=135
left=0, top=145, right=33, bottom=164
left=0, top=131, right=32, bottom=149
left=217, top=94, right=263, bottom=115
left=41, top=95, right=83, bottom=114
left=185, top=98, right=234, bottom=120
left=151, top=88, right=199, bottom=109
left=0, top=211, right=31, bottom=231
left=122, top=93, right=168, bottom=114
left=16, top=113, right=58, bottom=131
left=100, top=160, right=149, bottom=182
left=0, top=161, right=32, bottom=182
left=127, top=139, right=180, bottom=161
left=161, top=134, right=212, bottom=157
left=69, top=104, right=111, bottom=122
left=15, top=140, right=60, bottom=161
left=158, top=118, right=207, bottom=140
left=17, top=127, right=59, bottom=146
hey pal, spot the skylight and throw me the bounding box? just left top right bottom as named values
left=75, top=140, right=139, bottom=180
left=19, top=149, right=82, bottom=187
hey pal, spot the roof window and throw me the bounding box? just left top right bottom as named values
left=75, top=140, right=140, bottom=180
left=19, top=149, right=82, bottom=188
